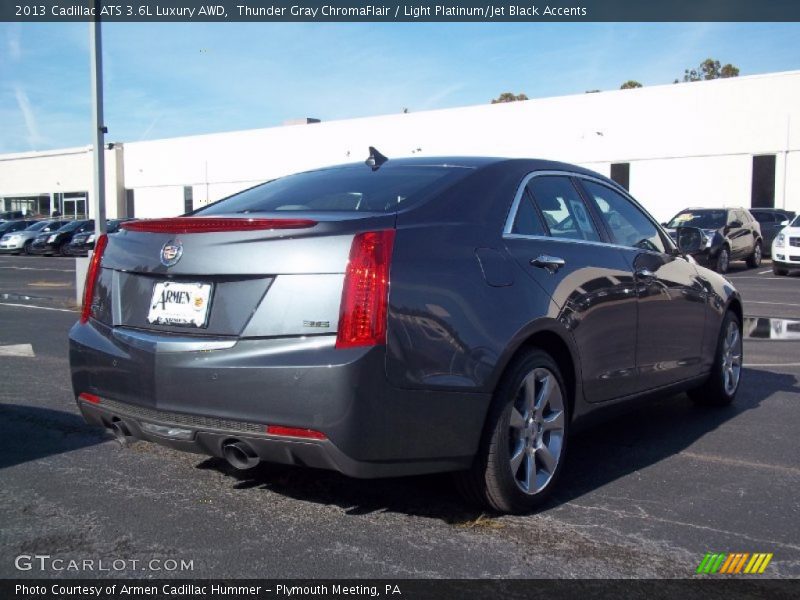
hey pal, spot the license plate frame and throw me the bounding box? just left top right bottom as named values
left=147, top=281, right=213, bottom=328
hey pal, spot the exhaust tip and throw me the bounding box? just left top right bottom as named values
left=109, top=419, right=132, bottom=447
left=222, top=440, right=260, bottom=470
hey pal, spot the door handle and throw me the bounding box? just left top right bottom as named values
left=635, top=267, right=656, bottom=280
left=530, top=255, right=566, bottom=274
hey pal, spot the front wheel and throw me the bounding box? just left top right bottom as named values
left=714, top=247, right=730, bottom=274
left=455, top=349, right=569, bottom=513
left=688, top=310, right=742, bottom=407
left=23, top=241, right=33, bottom=255
left=746, top=242, right=762, bottom=268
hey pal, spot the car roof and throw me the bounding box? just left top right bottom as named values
left=298, top=156, right=612, bottom=178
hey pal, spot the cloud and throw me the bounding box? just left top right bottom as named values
left=7, top=24, right=21, bottom=61
left=13, top=84, right=45, bottom=149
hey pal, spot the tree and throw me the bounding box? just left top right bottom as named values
left=681, top=58, right=740, bottom=82
left=491, top=92, right=529, bottom=104
left=620, top=80, right=643, bottom=89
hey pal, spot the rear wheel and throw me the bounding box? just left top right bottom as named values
left=688, top=311, right=742, bottom=407
left=746, top=242, right=762, bottom=268
left=773, top=264, right=788, bottom=276
left=455, top=349, right=569, bottom=513
left=714, top=247, right=730, bottom=274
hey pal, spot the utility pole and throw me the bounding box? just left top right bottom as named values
left=89, top=1, right=107, bottom=235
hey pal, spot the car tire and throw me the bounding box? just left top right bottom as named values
left=773, top=264, right=788, bottom=276
left=746, top=241, right=762, bottom=268
left=688, top=310, right=742, bottom=407
left=455, top=349, right=569, bottom=513
left=23, top=241, right=33, bottom=255
left=714, top=247, right=730, bottom=274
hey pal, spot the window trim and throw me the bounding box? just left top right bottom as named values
left=503, top=170, right=676, bottom=255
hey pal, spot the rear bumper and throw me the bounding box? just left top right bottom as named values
left=69, top=320, right=489, bottom=477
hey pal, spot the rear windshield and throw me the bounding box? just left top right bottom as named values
left=195, top=165, right=470, bottom=215
left=667, top=210, right=727, bottom=229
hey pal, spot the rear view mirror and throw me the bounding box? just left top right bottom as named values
left=676, top=226, right=703, bottom=255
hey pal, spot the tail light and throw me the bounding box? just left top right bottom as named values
left=336, top=230, right=396, bottom=349
left=80, top=233, right=108, bottom=324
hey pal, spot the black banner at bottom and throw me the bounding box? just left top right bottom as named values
left=3, top=579, right=799, bottom=600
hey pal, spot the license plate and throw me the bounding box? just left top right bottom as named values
left=147, top=281, right=213, bottom=328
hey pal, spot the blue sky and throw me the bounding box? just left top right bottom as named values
left=1, top=22, right=799, bottom=153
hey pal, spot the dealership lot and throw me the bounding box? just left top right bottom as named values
left=0, top=255, right=798, bottom=578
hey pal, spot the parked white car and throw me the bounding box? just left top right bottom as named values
left=771, top=214, right=800, bottom=276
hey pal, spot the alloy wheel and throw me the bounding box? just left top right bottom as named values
left=721, top=321, right=742, bottom=396
left=508, top=368, right=565, bottom=495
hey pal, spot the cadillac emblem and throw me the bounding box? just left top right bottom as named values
left=160, top=240, right=183, bottom=267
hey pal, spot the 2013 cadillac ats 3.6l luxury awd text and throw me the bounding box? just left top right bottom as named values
left=69, top=154, right=743, bottom=513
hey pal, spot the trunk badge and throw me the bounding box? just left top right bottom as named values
left=160, top=240, right=183, bottom=267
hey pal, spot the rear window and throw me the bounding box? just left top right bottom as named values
left=196, top=165, right=470, bottom=215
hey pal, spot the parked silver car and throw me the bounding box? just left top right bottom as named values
left=0, top=219, right=68, bottom=255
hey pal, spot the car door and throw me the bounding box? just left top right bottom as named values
left=502, top=173, right=640, bottom=403
left=727, top=210, right=752, bottom=259
left=578, top=178, right=708, bottom=392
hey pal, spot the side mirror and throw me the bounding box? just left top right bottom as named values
left=676, top=226, right=704, bottom=255
left=660, top=222, right=669, bottom=228
left=781, top=219, right=790, bottom=226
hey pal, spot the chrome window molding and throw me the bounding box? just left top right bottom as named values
left=502, top=170, right=675, bottom=255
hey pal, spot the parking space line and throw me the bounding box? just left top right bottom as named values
left=744, top=362, right=800, bottom=368
left=726, top=276, right=798, bottom=281
left=0, top=266, right=75, bottom=272
left=758, top=270, right=773, bottom=275
left=0, top=343, right=35, bottom=357
left=746, top=300, right=800, bottom=307
left=0, top=302, right=76, bottom=313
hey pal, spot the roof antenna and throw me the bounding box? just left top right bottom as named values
left=365, top=146, right=389, bottom=171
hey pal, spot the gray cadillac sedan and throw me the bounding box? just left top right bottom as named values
left=69, top=156, right=743, bottom=513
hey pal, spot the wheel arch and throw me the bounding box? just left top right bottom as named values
left=491, top=321, right=581, bottom=423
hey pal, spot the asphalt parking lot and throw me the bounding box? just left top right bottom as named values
left=0, top=254, right=798, bottom=579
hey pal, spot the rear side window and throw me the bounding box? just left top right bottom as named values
left=751, top=211, right=774, bottom=223
left=582, top=180, right=666, bottom=254
left=511, top=191, right=547, bottom=236
left=527, top=176, right=601, bottom=242
left=196, top=166, right=470, bottom=214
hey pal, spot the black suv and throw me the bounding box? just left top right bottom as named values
left=750, top=208, right=796, bottom=256
left=665, top=208, right=762, bottom=273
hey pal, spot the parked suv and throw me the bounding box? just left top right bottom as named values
left=30, top=219, right=93, bottom=256
left=665, top=207, right=763, bottom=273
left=772, top=214, right=800, bottom=276
left=70, top=157, right=743, bottom=513
left=0, top=219, right=68, bottom=255
left=750, top=208, right=796, bottom=256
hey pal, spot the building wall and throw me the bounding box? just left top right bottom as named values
left=0, top=146, right=125, bottom=219
left=1, top=70, right=799, bottom=224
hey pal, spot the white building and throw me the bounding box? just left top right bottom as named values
left=2, top=70, right=799, bottom=223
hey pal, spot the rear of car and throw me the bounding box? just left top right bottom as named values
left=69, top=162, right=483, bottom=477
